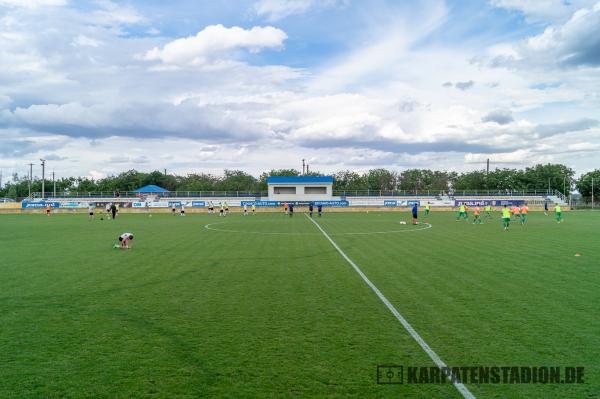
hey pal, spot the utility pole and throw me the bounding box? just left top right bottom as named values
left=40, top=159, right=46, bottom=199
left=592, top=177, right=595, bottom=210
left=302, top=159, right=306, bottom=175
left=486, top=158, right=490, bottom=175
left=306, top=164, right=309, bottom=174
left=28, top=163, right=33, bottom=200
left=53, top=171, right=56, bottom=197
left=548, top=177, right=551, bottom=194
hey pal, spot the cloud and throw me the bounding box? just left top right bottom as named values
left=1, top=0, right=600, bottom=177
left=482, top=109, right=514, bottom=125
left=489, top=0, right=597, bottom=22
left=0, top=0, right=66, bottom=8
left=0, top=134, right=63, bottom=157
left=441, top=80, right=475, bottom=90
left=71, top=34, right=102, bottom=47
left=535, top=118, right=599, bottom=138
left=454, top=80, right=475, bottom=90
left=143, top=24, right=288, bottom=66
left=44, top=153, right=67, bottom=160
left=528, top=2, right=600, bottom=67
left=484, top=2, right=600, bottom=68
left=301, top=136, right=513, bottom=154
left=109, top=155, right=129, bottom=163
left=90, top=0, right=146, bottom=26
left=253, top=0, right=346, bottom=21
left=8, top=100, right=276, bottom=142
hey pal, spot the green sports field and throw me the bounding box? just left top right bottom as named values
left=1, top=210, right=598, bottom=398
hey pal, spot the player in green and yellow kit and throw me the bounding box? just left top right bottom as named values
left=484, top=204, right=493, bottom=220
left=555, top=204, right=563, bottom=223
left=502, top=205, right=511, bottom=230
left=456, top=204, right=468, bottom=221
left=425, top=203, right=430, bottom=217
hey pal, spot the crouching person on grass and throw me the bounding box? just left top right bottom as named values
left=115, top=232, right=134, bottom=249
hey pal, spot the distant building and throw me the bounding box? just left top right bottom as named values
left=267, top=176, right=333, bottom=201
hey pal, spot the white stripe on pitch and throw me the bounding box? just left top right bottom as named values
left=304, top=214, right=475, bottom=399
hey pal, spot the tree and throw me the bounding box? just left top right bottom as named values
left=576, top=169, right=600, bottom=198
left=216, top=170, right=259, bottom=192
left=332, top=170, right=367, bottom=191
left=398, top=169, right=452, bottom=192
left=179, top=173, right=218, bottom=192
left=258, top=169, right=300, bottom=191
left=365, top=168, right=397, bottom=191
left=454, top=170, right=487, bottom=191
left=522, top=163, right=575, bottom=194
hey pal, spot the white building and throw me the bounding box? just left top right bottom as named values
left=267, top=176, right=333, bottom=201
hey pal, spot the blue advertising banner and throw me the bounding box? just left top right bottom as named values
left=21, top=201, right=61, bottom=209
left=60, top=201, right=90, bottom=208
left=191, top=201, right=206, bottom=207
left=494, top=200, right=525, bottom=206
left=455, top=200, right=526, bottom=207
left=241, top=201, right=281, bottom=207
left=241, top=200, right=349, bottom=207
left=383, top=200, right=420, bottom=206
left=455, top=200, right=492, bottom=207
left=312, top=200, right=349, bottom=207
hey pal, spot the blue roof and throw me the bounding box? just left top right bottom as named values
left=267, top=176, right=333, bottom=184
left=134, top=185, right=170, bottom=193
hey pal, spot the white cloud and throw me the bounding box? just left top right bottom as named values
left=1, top=0, right=600, bottom=178
left=253, top=0, right=346, bottom=21
left=479, top=2, right=600, bottom=71
left=90, top=0, right=146, bottom=26
left=72, top=34, right=102, bottom=47
left=489, top=0, right=597, bottom=22
left=0, top=0, right=66, bottom=8
left=254, top=0, right=313, bottom=20
left=143, top=24, right=288, bottom=66
left=523, top=2, right=600, bottom=67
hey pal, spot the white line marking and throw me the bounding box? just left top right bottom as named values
left=304, top=214, right=475, bottom=399
left=204, top=220, right=432, bottom=236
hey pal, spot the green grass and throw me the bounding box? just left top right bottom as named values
left=0, top=211, right=598, bottom=398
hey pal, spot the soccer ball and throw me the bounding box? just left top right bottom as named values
left=149, top=214, right=153, bottom=218
left=399, top=221, right=407, bottom=225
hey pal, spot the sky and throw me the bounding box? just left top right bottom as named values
left=1, top=0, right=599, bottom=181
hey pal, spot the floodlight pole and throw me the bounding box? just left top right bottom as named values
left=53, top=171, right=56, bottom=197
left=40, top=159, right=46, bottom=199
left=28, top=163, right=33, bottom=200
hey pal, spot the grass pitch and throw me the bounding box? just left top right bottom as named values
left=0, top=210, right=598, bottom=398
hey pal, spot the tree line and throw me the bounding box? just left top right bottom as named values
left=1, top=164, right=598, bottom=199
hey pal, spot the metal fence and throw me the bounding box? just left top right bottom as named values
left=29, top=189, right=561, bottom=199
left=32, top=191, right=266, bottom=199
left=334, top=189, right=556, bottom=197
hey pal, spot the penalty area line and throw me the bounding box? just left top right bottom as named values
left=304, top=214, right=475, bottom=399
